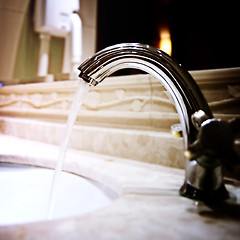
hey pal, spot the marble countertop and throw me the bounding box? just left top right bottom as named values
left=0, top=134, right=239, bottom=240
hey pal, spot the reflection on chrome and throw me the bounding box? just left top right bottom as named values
left=78, top=43, right=239, bottom=202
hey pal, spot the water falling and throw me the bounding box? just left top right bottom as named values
left=48, top=80, right=90, bottom=219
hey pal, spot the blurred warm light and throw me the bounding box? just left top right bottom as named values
left=158, top=29, right=172, bottom=55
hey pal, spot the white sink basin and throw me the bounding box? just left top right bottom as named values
left=0, top=163, right=118, bottom=225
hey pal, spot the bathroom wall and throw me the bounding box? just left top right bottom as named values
left=0, top=0, right=97, bottom=85
left=80, top=0, right=97, bottom=61
left=0, top=0, right=30, bottom=84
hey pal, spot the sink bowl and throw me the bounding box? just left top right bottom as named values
left=0, top=135, right=240, bottom=240
left=0, top=163, right=118, bottom=225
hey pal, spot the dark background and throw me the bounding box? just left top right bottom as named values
left=97, top=0, right=240, bottom=70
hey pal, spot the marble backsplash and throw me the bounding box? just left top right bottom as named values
left=0, top=68, right=239, bottom=168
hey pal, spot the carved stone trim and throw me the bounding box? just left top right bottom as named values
left=0, top=68, right=239, bottom=131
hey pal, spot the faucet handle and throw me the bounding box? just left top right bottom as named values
left=186, top=116, right=240, bottom=180
left=223, top=118, right=240, bottom=180
left=191, top=110, right=210, bottom=130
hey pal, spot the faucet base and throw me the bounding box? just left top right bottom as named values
left=179, top=181, right=229, bottom=203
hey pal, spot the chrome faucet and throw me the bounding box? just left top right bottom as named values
left=78, top=43, right=239, bottom=202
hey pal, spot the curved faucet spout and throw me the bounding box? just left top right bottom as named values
left=78, top=43, right=233, bottom=202
left=78, top=43, right=212, bottom=149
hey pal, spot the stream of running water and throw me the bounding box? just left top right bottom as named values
left=48, top=80, right=90, bottom=219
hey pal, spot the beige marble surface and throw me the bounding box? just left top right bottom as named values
left=0, top=117, right=185, bottom=169
left=0, top=69, right=239, bottom=169
left=0, top=134, right=239, bottom=240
